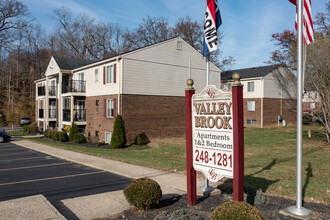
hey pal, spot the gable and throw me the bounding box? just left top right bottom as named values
left=45, top=57, right=61, bottom=76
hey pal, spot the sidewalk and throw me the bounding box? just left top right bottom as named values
left=10, top=139, right=213, bottom=220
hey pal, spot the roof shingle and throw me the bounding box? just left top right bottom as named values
left=221, top=65, right=281, bottom=81
left=53, top=56, right=95, bottom=70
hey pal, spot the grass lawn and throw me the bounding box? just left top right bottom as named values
left=30, top=125, right=329, bottom=203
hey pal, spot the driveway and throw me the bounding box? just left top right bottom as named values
left=0, top=142, right=131, bottom=218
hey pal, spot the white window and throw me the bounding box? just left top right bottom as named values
left=95, top=69, right=98, bottom=82
left=107, top=99, right=114, bottom=118
left=247, top=100, right=255, bottom=111
left=246, top=119, right=257, bottom=125
left=106, top=65, right=114, bottom=84
left=248, top=82, right=254, bottom=92
left=310, top=103, right=315, bottom=109
left=105, top=132, right=112, bottom=144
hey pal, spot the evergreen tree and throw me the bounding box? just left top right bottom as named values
left=110, top=115, right=127, bottom=148
left=69, top=121, right=79, bottom=142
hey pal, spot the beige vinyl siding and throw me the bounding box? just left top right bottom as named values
left=122, top=38, right=220, bottom=96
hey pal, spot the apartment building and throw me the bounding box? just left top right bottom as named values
left=221, top=65, right=297, bottom=127
left=35, top=37, right=221, bottom=143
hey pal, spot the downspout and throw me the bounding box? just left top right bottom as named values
left=261, top=78, right=264, bottom=128
left=117, top=58, right=121, bottom=115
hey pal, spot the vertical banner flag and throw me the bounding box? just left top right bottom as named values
left=289, top=0, right=314, bottom=45
left=203, top=0, right=222, bottom=56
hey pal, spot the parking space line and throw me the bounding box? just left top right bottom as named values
left=0, top=163, right=70, bottom=172
left=0, top=171, right=106, bottom=186
left=0, top=157, right=48, bottom=163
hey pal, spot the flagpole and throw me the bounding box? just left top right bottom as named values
left=287, top=0, right=310, bottom=215
left=200, top=53, right=214, bottom=194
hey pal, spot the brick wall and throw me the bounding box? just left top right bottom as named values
left=121, top=94, right=186, bottom=143
left=263, top=98, right=296, bottom=126
left=243, top=98, right=296, bottom=127
left=85, top=94, right=186, bottom=144
left=85, top=95, right=117, bottom=143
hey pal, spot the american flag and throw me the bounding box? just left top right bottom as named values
left=289, top=0, right=314, bottom=45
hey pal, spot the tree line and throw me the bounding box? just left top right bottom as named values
left=0, top=0, right=234, bottom=126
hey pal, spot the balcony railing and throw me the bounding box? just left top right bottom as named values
left=38, top=109, right=44, bottom=119
left=38, top=86, right=45, bottom=96
left=49, top=109, right=57, bottom=119
left=74, top=109, right=86, bottom=121
left=63, top=109, right=71, bottom=122
left=49, top=86, right=56, bottom=96
left=62, top=80, right=86, bottom=93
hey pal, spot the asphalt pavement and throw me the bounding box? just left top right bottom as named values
left=0, top=141, right=131, bottom=219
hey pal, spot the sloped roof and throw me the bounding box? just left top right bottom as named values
left=221, top=65, right=281, bottom=81
left=53, top=56, right=95, bottom=70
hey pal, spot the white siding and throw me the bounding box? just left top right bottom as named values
left=264, top=67, right=296, bottom=99
left=84, top=61, right=121, bottom=97
left=45, top=57, right=61, bottom=76
left=241, top=79, right=264, bottom=99
left=122, top=38, right=220, bottom=96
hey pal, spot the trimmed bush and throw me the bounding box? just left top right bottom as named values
left=110, top=115, right=126, bottom=148
left=53, top=131, right=60, bottom=141
left=58, top=131, right=68, bottom=142
left=69, top=122, right=79, bottom=142
left=28, top=126, right=38, bottom=134
left=211, top=201, right=265, bottom=220
left=124, top=177, right=162, bottom=210
left=73, top=133, right=86, bottom=143
left=22, top=125, right=29, bottom=132
left=135, top=134, right=142, bottom=145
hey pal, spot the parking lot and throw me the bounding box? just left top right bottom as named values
left=0, top=142, right=131, bottom=218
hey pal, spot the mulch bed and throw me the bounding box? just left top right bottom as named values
left=107, top=193, right=329, bottom=220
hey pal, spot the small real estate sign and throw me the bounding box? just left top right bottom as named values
left=192, top=85, right=233, bottom=182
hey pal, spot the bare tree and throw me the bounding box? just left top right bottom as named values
left=123, top=16, right=171, bottom=49
left=269, top=2, right=330, bottom=142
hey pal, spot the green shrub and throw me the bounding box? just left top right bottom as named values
left=44, top=129, right=49, bottom=138
left=73, top=133, right=86, bottom=143
left=135, top=134, right=142, bottom=145
left=69, top=122, right=79, bottom=142
left=211, top=201, right=265, bottom=220
left=110, top=115, right=126, bottom=148
left=123, top=177, right=162, bottom=210
left=58, top=131, right=68, bottom=142
left=53, top=131, right=60, bottom=141
left=22, top=125, right=29, bottom=132
left=28, top=126, right=38, bottom=134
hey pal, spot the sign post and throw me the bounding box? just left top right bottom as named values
left=185, top=78, right=197, bottom=206
left=232, top=73, right=244, bottom=201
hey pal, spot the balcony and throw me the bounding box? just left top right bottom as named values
left=38, top=86, right=45, bottom=96
left=63, top=109, right=71, bottom=122
left=38, top=109, right=44, bottom=119
left=62, top=80, right=86, bottom=93
left=49, top=86, right=56, bottom=96
left=74, top=109, right=86, bottom=121
left=49, top=109, right=57, bottom=119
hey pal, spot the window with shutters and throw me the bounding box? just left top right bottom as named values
left=106, top=65, right=114, bottom=84
left=106, top=99, right=114, bottom=118
left=247, top=100, right=255, bottom=111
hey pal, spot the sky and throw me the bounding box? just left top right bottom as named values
left=23, top=0, right=326, bottom=70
